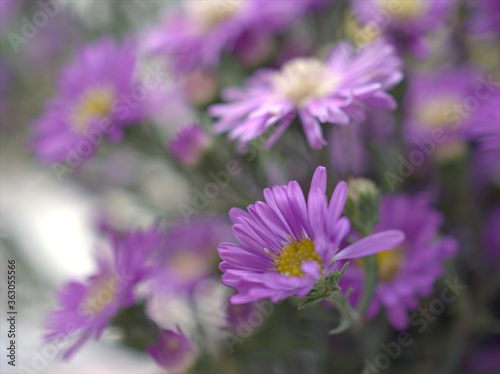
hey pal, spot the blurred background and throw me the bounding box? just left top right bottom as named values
left=0, top=0, right=499, bottom=373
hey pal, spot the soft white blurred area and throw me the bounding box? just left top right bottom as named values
left=0, top=167, right=139, bottom=373
left=0, top=1, right=202, bottom=372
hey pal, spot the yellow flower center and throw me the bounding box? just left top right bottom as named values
left=435, top=140, right=467, bottom=162
left=187, top=0, right=243, bottom=30
left=73, top=87, right=115, bottom=132
left=345, top=11, right=382, bottom=46
left=376, top=246, right=405, bottom=281
left=166, top=338, right=180, bottom=350
left=377, top=0, right=426, bottom=20
left=274, top=58, right=340, bottom=108
left=275, top=238, right=324, bottom=277
left=171, top=251, right=209, bottom=281
left=81, top=275, right=117, bottom=316
left=417, top=98, right=459, bottom=129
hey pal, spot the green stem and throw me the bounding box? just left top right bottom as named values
left=357, top=254, right=379, bottom=318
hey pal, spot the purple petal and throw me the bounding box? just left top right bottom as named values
left=333, top=230, right=405, bottom=261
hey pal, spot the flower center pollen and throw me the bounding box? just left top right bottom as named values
left=188, top=0, right=243, bottom=30
left=275, top=238, right=323, bottom=277
left=73, top=87, right=115, bottom=132
left=376, top=245, right=405, bottom=281
left=417, top=98, right=460, bottom=129
left=377, top=0, right=426, bottom=20
left=81, top=275, right=117, bottom=317
left=274, top=58, right=339, bottom=108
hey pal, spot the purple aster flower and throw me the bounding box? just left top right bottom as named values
left=403, top=67, right=488, bottom=149
left=147, top=327, right=197, bottom=372
left=467, top=91, right=500, bottom=150
left=340, top=195, right=458, bottom=330
left=469, top=0, right=500, bottom=37
left=167, top=123, right=213, bottom=167
left=471, top=147, right=500, bottom=186
left=145, top=218, right=230, bottom=294
left=219, top=166, right=405, bottom=304
left=209, top=40, right=402, bottom=150
left=143, top=0, right=323, bottom=71
left=44, top=227, right=164, bottom=359
left=351, top=0, right=454, bottom=58
left=31, top=37, right=144, bottom=165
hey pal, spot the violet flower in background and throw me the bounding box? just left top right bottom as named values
left=470, top=147, right=500, bottom=186
left=4, top=0, right=499, bottom=372
left=31, top=37, right=145, bottom=165
left=469, top=0, right=500, bottom=37
left=147, top=327, right=197, bottom=372
left=0, top=0, right=20, bottom=37
left=340, top=195, right=458, bottom=329
left=328, top=123, right=370, bottom=177
left=145, top=217, right=230, bottom=294
left=402, top=67, right=492, bottom=160
left=219, top=166, right=404, bottom=304
left=351, top=0, right=455, bottom=58
left=44, top=227, right=164, bottom=358
left=210, top=39, right=402, bottom=150
left=466, top=91, right=500, bottom=150
left=167, top=123, right=213, bottom=167
left=142, top=0, right=323, bottom=72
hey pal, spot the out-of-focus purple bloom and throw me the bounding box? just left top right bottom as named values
left=226, top=300, right=260, bottom=332
left=146, top=218, right=230, bottom=294
left=147, top=327, right=197, bottom=372
left=0, top=0, right=20, bottom=36
left=351, top=0, right=455, bottom=58
left=180, top=69, right=219, bottom=106
left=340, top=195, right=457, bottom=330
left=44, top=227, right=164, bottom=359
left=219, top=166, right=405, bottom=304
left=167, top=123, right=213, bottom=167
left=403, top=67, right=488, bottom=148
left=471, top=147, right=500, bottom=186
left=467, top=91, right=500, bottom=150
left=31, top=37, right=145, bottom=165
left=469, top=0, right=500, bottom=37
left=143, top=0, right=323, bottom=71
left=209, top=40, right=402, bottom=150
left=328, top=123, right=370, bottom=177
left=328, top=108, right=398, bottom=176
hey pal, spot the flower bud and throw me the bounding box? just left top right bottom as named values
left=345, top=178, right=381, bottom=235
left=167, top=123, right=212, bottom=167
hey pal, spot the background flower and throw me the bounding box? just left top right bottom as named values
left=210, top=39, right=402, bottom=150
left=31, top=37, right=145, bottom=165
left=340, top=195, right=458, bottom=329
